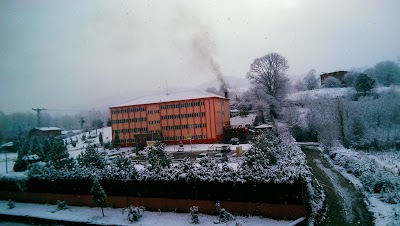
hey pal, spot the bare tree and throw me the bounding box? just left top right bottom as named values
left=246, top=53, right=289, bottom=101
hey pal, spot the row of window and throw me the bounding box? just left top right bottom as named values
left=148, top=120, right=160, bottom=125
left=147, top=110, right=160, bottom=114
left=118, top=134, right=207, bottom=143
left=162, top=134, right=207, bottom=141
left=111, top=107, right=146, bottom=114
left=160, top=101, right=205, bottom=110
left=114, top=128, right=148, bottom=134
left=113, top=118, right=147, bottom=124
left=161, top=112, right=205, bottom=120
left=162, top=123, right=207, bottom=130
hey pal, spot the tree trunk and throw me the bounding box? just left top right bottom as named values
left=101, top=207, right=104, bottom=217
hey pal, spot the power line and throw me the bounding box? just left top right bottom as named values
left=32, top=108, right=46, bottom=127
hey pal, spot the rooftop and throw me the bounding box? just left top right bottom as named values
left=32, top=127, right=62, bottom=131
left=110, top=89, right=226, bottom=108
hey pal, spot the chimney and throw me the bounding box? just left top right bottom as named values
left=224, top=91, right=228, bottom=99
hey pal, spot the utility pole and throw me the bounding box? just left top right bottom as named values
left=80, top=117, right=85, bottom=130
left=32, top=108, right=46, bottom=127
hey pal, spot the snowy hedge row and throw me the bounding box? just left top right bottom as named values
left=329, top=147, right=400, bottom=204
left=26, top=129, right=310, bottom=184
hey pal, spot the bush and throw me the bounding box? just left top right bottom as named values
left=322, top=77, right=341, bottom=88
left=13, top=159, right=27, bottom=172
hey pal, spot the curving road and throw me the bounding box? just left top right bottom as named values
left=302, top=146, right=374, bottom=226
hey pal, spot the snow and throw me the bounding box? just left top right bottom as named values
left=322, top=146, right=400, bottom=225
left=33, top=127, right=61, bottom=131
left=111, top=89, right=226, bottom=108
left=0, top=200, right=292, bottom=226
left=230, top=114, right=256, bottom=128
left=254, top=124, right=273, bottom=129
left=286, top=87, right=355, bottom=101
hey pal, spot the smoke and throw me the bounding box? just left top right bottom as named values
left=169, top=8, right=230, bottom=93
left=191, top=29, right=230, bottom=93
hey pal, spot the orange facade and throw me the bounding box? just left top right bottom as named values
left=110, top=92, right=230, bottom=147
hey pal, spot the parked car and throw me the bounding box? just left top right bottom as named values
left=214, top=153, right=228, bottom=163
left=196, top=153, right=209, bottom=161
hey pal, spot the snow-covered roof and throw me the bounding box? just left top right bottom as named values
left=230, top=114, right=256, bottom=127
left=110, top=89, right=226, bottom=108
left=255, top=124, right=273, bottom=129
left=0, top=142, right=13, bottom=148
left=33, top=127, right=62, bottom=131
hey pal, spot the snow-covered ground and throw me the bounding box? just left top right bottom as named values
left=286, top=87, right=355, bottom=101
left=0, top=200, right=292, bottom=226
left=322, top=146, right=400, bottom=226
left=65, top=127, right=251, bottom=157
left=287, top=86, right=400, bottom=102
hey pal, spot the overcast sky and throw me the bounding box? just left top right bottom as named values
left=1, top=0, right=399, bottom=114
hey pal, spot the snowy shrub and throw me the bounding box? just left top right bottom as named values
left=13, top=159, right=28, bottom=172
left=329, top=147, right=400, bottom=204
left=7, top=199, right=15, bottom=209
left=147, top=141, right=171, bottom=170
left=122, top=205, right=145, bottom=222
left=214, top=208, right=235, bottom=224
left=51, top=200, right=70, bottom=213
left=77, top=145, right=106, bottom=169
left=305, top=176, right=326, bottom=225
left=190, top=206, right=199, bottom=224
left=240, top=128, right=310, bottom=183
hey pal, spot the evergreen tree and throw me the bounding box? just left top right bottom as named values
left=354, top=73, right=375, bottom=96
left=91, top=179, right=107, bottom=217
left=30, top=136, right=44, bottom=160
left=113, top=131, right=120, bottom=149
left=147, top=141, right=171, bottom=170
left=77, top=145, right=106, bottom=169
left=106, top=118, right=112, bottom=127
left=99, top=132, right=103, bottom=146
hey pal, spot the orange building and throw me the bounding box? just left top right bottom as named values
left=110, top=90, right=230, bottom=147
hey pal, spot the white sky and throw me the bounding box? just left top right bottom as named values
left=1, top=0, right=399, bottom=114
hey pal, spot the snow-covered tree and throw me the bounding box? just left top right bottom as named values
left=147, top=141, right=171, bottom=170
left=304, top=69, right=319, bottom=90
left=369, top=60, right=400, bottom=86
left=354, top=73, right=375, bottom=96
left=322, top=77, right=341, bottom=88
left=91, top=179, right=107, bottom=217
left=77, top=145, right=106, bottom=169
left=247, top=52, right=290, bottom=101
left=343, top=71, right=361, bottom=87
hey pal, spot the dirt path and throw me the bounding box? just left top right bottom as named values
left=302, top=146, right=374, bottom=226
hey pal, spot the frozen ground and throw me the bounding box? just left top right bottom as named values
left=0, top=200, right=292, bottom=226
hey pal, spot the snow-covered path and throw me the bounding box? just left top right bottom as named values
left=302, top=146, right=374, bottom=226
